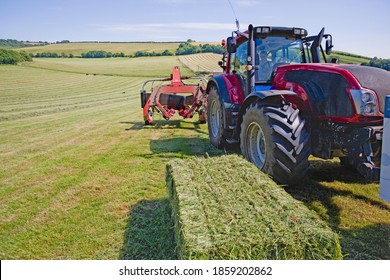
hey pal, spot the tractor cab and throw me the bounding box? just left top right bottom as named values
left=221, top=25, right=333, bottom=92
left=208, top=24, right=386, bottom=185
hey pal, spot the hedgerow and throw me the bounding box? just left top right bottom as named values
left=0, top=49, right=32, bottom=64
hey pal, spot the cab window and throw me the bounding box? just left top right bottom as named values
left=229, top=41, right=248, bottom=77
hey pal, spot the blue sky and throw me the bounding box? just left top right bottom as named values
left=1, top=0, right=389, bottom=58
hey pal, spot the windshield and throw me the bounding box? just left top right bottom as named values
left=255, top=37, right=303, bottom=82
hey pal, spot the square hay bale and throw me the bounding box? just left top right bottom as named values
left=166, top=155, right=342, bottom=260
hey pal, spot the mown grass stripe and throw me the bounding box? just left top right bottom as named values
left=167, top=155, right=343, bottom=260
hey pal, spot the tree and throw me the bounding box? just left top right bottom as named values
left=19, top=51, right=32, bottom=62
left=175, top=42, right=201, bottom=55
left=362, top=57, right=390, bottom=71
left=161, top=49, right=173, bottom=56
left=81, top=50, right=108, bottom=58
left=175, top=41, right=223, bottom=55
left=0, top=49, right=32, bottom=64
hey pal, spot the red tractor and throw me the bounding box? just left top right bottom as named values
left=207, top=25, right=389, bottom=185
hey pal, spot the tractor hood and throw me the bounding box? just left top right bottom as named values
left=339, top=65, right=390, bottom=113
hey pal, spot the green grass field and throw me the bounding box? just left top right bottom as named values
left=178, top=53, right=222, bottom=73
left=26, top=57, right=194, bottom=77
left=15, top=42, right=180, bottom=57
left=0, top=56, right=389, bottom=260
left=326, top=52, right=370, bottom=64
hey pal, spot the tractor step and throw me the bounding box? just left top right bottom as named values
left=226, top=138, right=239, bottom=144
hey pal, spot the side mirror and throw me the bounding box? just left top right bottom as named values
left=325, top=36, right=333, bottom=55
left=226, top=36, right=237, bottom=53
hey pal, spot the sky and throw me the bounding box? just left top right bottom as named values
left=1, top=0, right=389, bottom=58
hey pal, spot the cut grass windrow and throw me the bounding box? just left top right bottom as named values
left=166, top=155, right=343, bottom=260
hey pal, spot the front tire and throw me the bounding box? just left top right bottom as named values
left=207, top=84, right=229, bottom=148
left=240, top=101, right=310, bottom=185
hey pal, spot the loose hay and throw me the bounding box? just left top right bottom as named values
left=166, top=155, right=342, bottom=260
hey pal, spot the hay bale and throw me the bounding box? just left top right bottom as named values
left=166, top=155, right=342, bottom=260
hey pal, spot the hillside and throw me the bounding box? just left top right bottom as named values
left=327, top=51, right=371, bottom=65
left=14, top=42, right=180, bottom=57
left=9, top=41, right=371, bottom=65
left=0, top=39, right=48, bottom=49
left=27, top=57, right=194, bottom=77
left=178, top=53, right=222, bottom=73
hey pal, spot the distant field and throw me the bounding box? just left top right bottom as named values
left=16, top=42, right=180, bottom=56
left=13, top=41, right=372, bottom=64
left=178, top=53, right=222, bottom=73
left=1, top=55, right=389, bottom=260
left=26, top=57, right=194, bottom=77
left=327, top=51, right=370, bottom=64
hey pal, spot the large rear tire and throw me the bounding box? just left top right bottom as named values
left=207, top=84, right=229, bottom=148
left=240, top=101, right=310, bottom=185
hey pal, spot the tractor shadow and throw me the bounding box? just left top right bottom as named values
left=337, top=223, right=390, bottom=259
left=285, top=159, right=390, bottom=259
left=146, top=119, right=209, bottom=135
left=119, top=199, right=177, bottom=260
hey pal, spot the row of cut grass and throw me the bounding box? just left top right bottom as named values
left=178, top=53, right=222, bottom=73
left=24, top=57, right=194, bottom=77
left=166, top=155, right=342, bottom=260
left=0, top=65, right=139, bottom=121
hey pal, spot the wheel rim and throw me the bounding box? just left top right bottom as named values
left=209, top=99, right=220, bottom=138
left=246, top=122, right=266, bottom=169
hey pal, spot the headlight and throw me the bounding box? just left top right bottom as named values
left=363, top=102, right=375, bottom=114
left=350, top=89, right=378, bottom=115
left=362, top=92, right=371, bottom=103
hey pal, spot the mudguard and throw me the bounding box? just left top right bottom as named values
left=240, top=90, right=296, bottom=113
left=236, top=90, right=297, bottom=135
left=207, top=74, right=244, bottom=129
left=208, top=74, right=245, bottom=104
left=207, top=75, right=232, bottom=105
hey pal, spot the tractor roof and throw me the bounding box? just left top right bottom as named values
left=253, top=26, right=308, bottom=39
